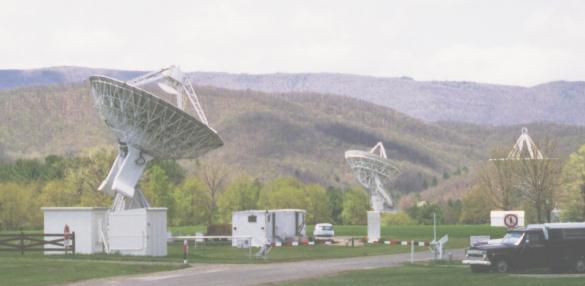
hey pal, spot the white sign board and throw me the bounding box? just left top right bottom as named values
left=490, top=210, right=525, bottom=228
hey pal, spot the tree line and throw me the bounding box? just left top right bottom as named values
left=0, top=147, right=372, bottom=230
left=2, top=142, right=585, bottom=230
left=458, top=142, right=585, bottom=224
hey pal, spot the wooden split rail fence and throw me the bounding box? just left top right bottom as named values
left=0, top=232, right=75, bottom=255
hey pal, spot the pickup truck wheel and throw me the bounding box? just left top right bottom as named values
left=494, top=260, right=510, bottom=273
left=574, top=258, right=585, bottom=273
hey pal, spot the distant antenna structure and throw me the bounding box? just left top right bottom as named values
left=345, top=142, right=401, bottom=211
left=491, top=127, right=548, bottom=161
left=90, top=66, right=223, bottom=211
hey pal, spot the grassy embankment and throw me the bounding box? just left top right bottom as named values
left=0, top=257, right=177, bottom=286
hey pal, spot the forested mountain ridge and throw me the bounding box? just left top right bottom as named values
left=2, top=66, right=585, bottom=126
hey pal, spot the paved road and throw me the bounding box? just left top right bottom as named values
left=68, top=249, right=464, bottom=286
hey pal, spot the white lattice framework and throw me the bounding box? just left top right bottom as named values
left=91, top=76, right=222, bottom=160
left=490, top=128, right=548, bottom=161
left=507, top=127, right=544, bottom=160
left=345, top=142, right=400, bottom=211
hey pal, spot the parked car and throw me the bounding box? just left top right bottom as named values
left=463, top=223, right=585, bottom=273
left=313, top=223, right=334, bottom=241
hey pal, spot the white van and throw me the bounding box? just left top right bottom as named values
left=313, top=223, right=334, bottom=241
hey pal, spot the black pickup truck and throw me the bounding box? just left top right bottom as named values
left=463, top=223, right=585, bottom=273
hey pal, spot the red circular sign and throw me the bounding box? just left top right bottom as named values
left=504, top=214, right=518, bottom=228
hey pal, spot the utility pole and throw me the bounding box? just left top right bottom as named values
left=433, top=213, right=437, bottom=242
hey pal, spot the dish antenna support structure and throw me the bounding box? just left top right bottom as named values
left=345, top=142, right=400, bottom=242
left=506, top=127, right=544, bottom=160
left=490, top=127, right=548, bottom=161
left=88, top=66, right=223, bottom=255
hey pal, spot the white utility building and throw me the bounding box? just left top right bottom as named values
left=106, top=208, right=167, bottom=256
left=232, top=209, right=306, bottom=247
left=43, top=207, right=107, bottom=254
left=43, top=207, right=167, bottom=256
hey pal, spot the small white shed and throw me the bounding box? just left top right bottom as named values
left=43, top=207, right=108, bottom=254
left=107, top=208, right=167, bottom=256
left=232, top=209, right=306, bottom=247
left=43, top=207, right=167, bottom=256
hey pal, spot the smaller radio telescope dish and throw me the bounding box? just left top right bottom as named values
left=345, top=142, right=400, bottom=211
left=506, top=127, right=543, bottom=160
left=90, top=66, right=223, bottom=211
left=490, top=127, right=550, bottom=161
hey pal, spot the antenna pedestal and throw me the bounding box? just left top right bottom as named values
left=367, top=211, right=381, bottom=243
left=84, top=67, right=223, bottom=257
left=99, top=144, right=153, bottom=209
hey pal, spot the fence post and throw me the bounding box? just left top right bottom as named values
left=410, top=240, right=414, bottom=264
left=183, top=239, right=188, bottom=265
left=72, top=232, right=76, bottom=255
left=19, top=231, right=24, bottom=256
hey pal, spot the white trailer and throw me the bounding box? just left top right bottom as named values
left=232, top=209, right=306, bottom=247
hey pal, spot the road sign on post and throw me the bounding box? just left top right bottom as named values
left=491, top=211, right=525, bottom=229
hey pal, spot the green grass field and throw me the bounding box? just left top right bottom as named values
left=0, top=242, right=420, bottom=264
left=0, top=225, right=509, bottom=286
left=0, top=256, right=178, bottom=286
left=284, top=262, right=585, bottom=286
left=1, top=224, right=505, bottom=264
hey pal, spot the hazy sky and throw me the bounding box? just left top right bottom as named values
left=1, top=0, right=584, bottom=85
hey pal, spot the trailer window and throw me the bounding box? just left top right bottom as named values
left=248, top=215, right=257, bottom=223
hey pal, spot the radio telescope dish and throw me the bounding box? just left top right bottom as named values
left=89, top=66, right=223, bottom=210
left=490, top=128, right=552, bottom=161
left=345, top=142, right=400, bottom=211
left=507, top=127, right=543, bottom=160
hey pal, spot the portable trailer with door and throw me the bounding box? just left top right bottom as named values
left=232, top=209, right=306, bottom=248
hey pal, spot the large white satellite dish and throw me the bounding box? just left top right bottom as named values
left=345, top=142, right=400, bottom=211
left=90, top=66, right=223, bottom=210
